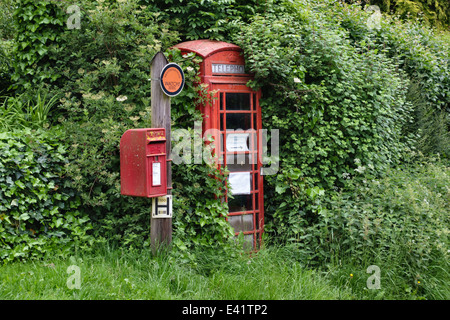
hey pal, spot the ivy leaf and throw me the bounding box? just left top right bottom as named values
left=306, top=186, right=324, bottom=200
left=36, top=46, right=48, bottom=56
left=275, top=184, right=289, bottom=194
left=19, top=213, right=30, bottom=221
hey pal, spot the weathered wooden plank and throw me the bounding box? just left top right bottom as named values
left=150, top=52, right=172, bottom=254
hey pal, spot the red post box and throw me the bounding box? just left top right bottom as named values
left=120, top=128, right=167, bottom=198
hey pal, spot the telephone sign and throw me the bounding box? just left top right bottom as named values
left=212, top=64, right=245, bottom=74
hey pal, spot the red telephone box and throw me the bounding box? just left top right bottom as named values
left=120, top=128, right=167, bottom=198
left=173, top=40, right=264, bottom=250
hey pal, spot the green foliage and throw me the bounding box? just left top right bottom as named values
left=28, top=0, right=179, bottom=247
left=11, top=0, right=65, bottom=91
left=329, top=0, right=450, bottom=154
left=233, top=3, right=415, bottom=238
left=406, top=81, right=450, bottom=157
left=227, top=9, right=450, bottom=299
left=0, top=0, right=15, bottom=96
left=6, top=0, right=449, bottom=278
left=0, top=0, right=16, bottom=40
left=45, top=0, right=178, bottom=119
left=314, top=156, right=449, bottom=299
left=0, top=91, right=59, bottom=131
left=0, top=129, right=94, bottom=263
left=167, top=47, right=236, bottom=253
left=0, top=244, right=351, bottom=300
left=32, top=0, right=233, bottom=250
left=171, top=163, right=235, bottom=250
left=359, top=0, right=450, bottom=28
left=0, top=40, right=14, bottom=97
left=164, top=48, right=205, bottom=127
left=141, top=0, right=266, bottom=41
left=61, top=117, right=151, bottom=247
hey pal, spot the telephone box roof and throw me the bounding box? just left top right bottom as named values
left=172, top=40, right=242, bottom=59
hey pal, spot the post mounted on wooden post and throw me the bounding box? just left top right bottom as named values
left=150, top=52, right=172, bottom=254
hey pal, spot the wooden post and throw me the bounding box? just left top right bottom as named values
left=150, top=52, right=172, bottom=254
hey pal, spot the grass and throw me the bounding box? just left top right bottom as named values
left=1, top=157, right=448, bottom=300
left=0, top=245, right=352, bottom=300
left=321, top=156, right=450, bottom=300
left=3, top=241, right=446, bottom=300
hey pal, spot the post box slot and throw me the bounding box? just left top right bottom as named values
left=146, top=153, right=166, bottom=157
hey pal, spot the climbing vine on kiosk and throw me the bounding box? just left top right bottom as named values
left=166, top=47, right=237, bottom=255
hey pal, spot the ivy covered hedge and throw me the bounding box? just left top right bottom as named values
left=11, top=0, right=65, bottom=91
left=2, top=0, right=236, bottom=255
left=1, top=0, right=449, bottom=264
left=0, top=129, right=93, bottom=262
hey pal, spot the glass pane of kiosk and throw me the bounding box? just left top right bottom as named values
left=222, top=92, right=258, bottom=250
left=226, top=114, right=251, bottom=130
left=226, top=93, right=251, bottom=111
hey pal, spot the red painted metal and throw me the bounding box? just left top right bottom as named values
left=120, top=128, right=168, bottom=198
left=173, top=40, right=264, bottom=250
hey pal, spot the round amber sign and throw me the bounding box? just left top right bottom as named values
left=160, top=63, right=185, bottom=97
